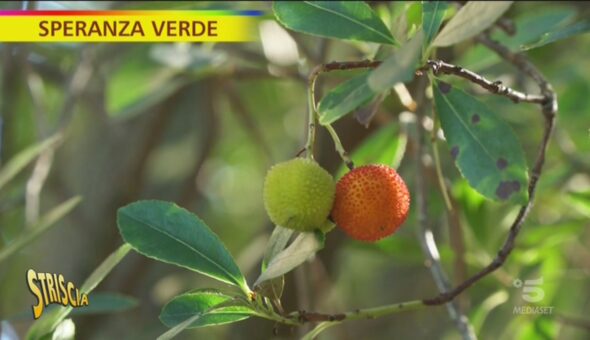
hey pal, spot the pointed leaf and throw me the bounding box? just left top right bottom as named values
left=432, top=1, right=513, bottom=47
left=117, top=200, right=249, bottom=293
left=433, top=80, right=528, bottom=204
left=159, top=289, right=253, bottom=329
left=254, top=231, right=324, bottom=286
left=0, top=196, right=82, bottom=264
left=0, top=134, right=61, bottom=190
left=367, top=30, right=424, bottom=92
left=258, top=226, right=293, bottom=300
left=262, top=225, right=294, bottom=269
left=522, top=20, right=590, bottom=51
left=273, top=1, right=398, bottom=45
left=318, top=72, right=376, bottom=125
left=26, top=244, right=132, bottom=340
left=422, top=1, right=449, bottom=46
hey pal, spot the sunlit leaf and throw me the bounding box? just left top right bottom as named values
left=254, top=231, right=324, bottom=286
left=432, top=1, right=513, bottom=47
left=273, top=1, right=398, bottom=45
left=51, top=319, right=75, bottom=340
left=433, top=80, right=528, bottom=204
left=117, top=200, right=249, bottom=293
left=262, top=225, right=294, bottom=270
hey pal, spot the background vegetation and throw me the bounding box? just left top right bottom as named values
left=1, top=1, right=589, bottom=339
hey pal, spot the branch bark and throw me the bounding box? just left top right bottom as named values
left=423, top=34, right=557, bottom=306
left=283, top=31, right=557, bottom=327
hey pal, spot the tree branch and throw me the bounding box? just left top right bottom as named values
left=423, top=34, right=557, bottom=306
left=276, top=32, right=557, bottom=329
left=420, top=59, right=546, bottom=104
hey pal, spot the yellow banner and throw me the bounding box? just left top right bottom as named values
left=0, top=10, right=262, bottom=42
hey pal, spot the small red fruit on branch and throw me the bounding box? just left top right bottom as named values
left=332, top=165, right=410, bottom=242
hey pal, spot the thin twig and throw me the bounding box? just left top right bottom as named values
left=423, top=34, right=557, bottom=306
left=24, top=46, right=96, bottom=225
left=309, top=59, right=546, bottom=106
left=420, top=59, right=546, bottom=104
left=324, top=124, right=353, bottom=170
left=280, top=33, right=557, bottom=325
left=292, top=300, right=424, bottom=323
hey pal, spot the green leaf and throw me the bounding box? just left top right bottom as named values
left=522, top=20, right=590, bottom=50
left=318, top=72, right=376, bottom=125
left=336, top=121, right=407, bottom=178
left=367, top=30, right=424, bottom=92
left=0, top=196, right=81, bottom=264
left=458, top=7, right=576, bottom=71
left=257, top=226, right=293, bottom=301
left=432, top=1, right=513, bottom=47
left=422, top=1, right=449, bottom=46
left=159, top=289, right=253, bottom=330
left=432, top=80, right=528, bottom=204
left=262, top=225, right=294, bottom=270
left=273, top=1, right=398, bottom=45
left=26, top=244, right=132, bottom=340
left=503, top=7, right=576, bottom=50
left=254, top=231, right=324, bottom=286
left=0, top=134, right=61, bottom=190
left=117, top=200, right=249, bottom=294
left=69, top=292, right=137, bottom=316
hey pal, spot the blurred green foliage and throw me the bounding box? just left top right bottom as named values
left=0, top=1, right=589, bottom=339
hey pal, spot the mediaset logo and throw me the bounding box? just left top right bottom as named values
left=512, top=277, right=554, bottom=315
left=26, top=269, right=89, bottom=319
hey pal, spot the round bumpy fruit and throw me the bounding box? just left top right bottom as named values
left=331, top=164, right=410, bottom=242
left=263, top=158, right=335, bottom=232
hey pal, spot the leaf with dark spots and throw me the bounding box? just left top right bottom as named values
left=439, top=81, right=452, bottom=94
left=450, top=146, right=460, bottom=160
left=497, top=158, right=508, bottom=170
left=433, top=80, right=528, bottom=204
left=496, top=180, right=521, bottom=200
